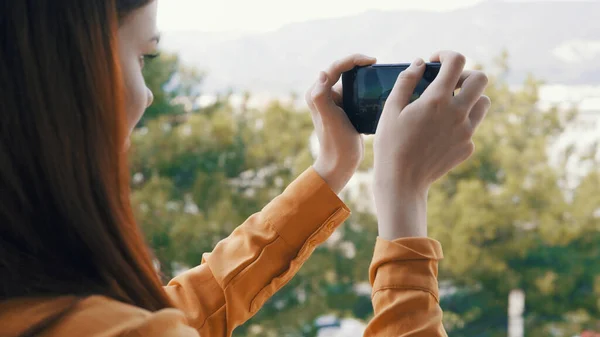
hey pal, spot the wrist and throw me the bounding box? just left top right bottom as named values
left=373, top=183, right=429, bottom=241
left=313, top=158, right=356, bottom=194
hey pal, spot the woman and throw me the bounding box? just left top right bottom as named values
left=0, top=0, right=490, bottom=336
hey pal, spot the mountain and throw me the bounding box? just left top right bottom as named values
left=160, top=0, right=600, bottom=95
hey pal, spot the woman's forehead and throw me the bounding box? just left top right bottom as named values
left=120, top=1, right=158, bottom=36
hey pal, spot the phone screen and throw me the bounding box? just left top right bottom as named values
left=343, top=64, right=440, bottom=134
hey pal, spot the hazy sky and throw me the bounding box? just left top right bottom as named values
left=157, top=0, right=487, bottom=33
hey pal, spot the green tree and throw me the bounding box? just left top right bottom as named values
left=133, top=52, right=600, bottom=336
left=139, top=52, right=204, bottom=125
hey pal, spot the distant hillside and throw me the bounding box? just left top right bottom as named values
left=160, top=0, right=600, bottom=95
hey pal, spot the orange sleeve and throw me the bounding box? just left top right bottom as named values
left=112, top=309, right=199, bottom=337
left=364, top=237, right=448, bottom=337
left=163, top=167, right=351, bottom=337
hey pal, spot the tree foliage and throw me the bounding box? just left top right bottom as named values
left=132, top=52, right=600, bottom=336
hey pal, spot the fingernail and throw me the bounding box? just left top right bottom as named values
left=413, top=58, right=424, bottom=67
left=319, top=72, right=328, bottom=84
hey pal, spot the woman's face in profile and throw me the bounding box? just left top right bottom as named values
left=117, top=0, right=159, bottom=142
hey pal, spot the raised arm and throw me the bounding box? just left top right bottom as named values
left=163, top=53, right=380, bottom=337
left=163, top=167, right=350, bottom=337
left=367, top=51, right=490, bottom=336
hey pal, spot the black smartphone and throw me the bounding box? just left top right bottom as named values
left=342, top=63, right=441, bottom=134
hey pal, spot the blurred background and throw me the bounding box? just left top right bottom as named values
left=131, top=0, right=600, bottom=336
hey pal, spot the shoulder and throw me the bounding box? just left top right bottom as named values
left=44, top=296, right=198, bottom=337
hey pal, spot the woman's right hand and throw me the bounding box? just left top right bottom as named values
left=373, top=51, right=491, bottom=240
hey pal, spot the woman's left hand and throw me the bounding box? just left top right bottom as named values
left=307, top=54, right=377, bottom=194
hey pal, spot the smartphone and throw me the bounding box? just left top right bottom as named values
left=342, top=63, right=441, bottom=134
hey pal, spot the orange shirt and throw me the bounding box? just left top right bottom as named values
left=0, top=168, right=446, bottom=337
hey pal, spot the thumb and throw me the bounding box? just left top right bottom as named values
left=379, top=59, right=426, bottom=126
left=310, top=71, right=339, bottom=121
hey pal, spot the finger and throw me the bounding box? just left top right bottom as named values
left=310, top=71, right=343, bottom=122
left=379, top=58, right=426, bottom=126
left=455, top=71, right=489, bottom=111
left=332, top=82, right=343, bottom=107
left=312, top=54, right=376, bottom=120
left=305, top=82, right=317, bottom=111
left=458, top=141, right=476, bottom=165
left=325, top=54, right=377, bottom=87
left=447, top=71, right=472, bottom=100
left=386, top=58, right=426, bottom=109
left=308, top=54, right=376, bottom=114
left=468, top=95, right=491, bottom=130
left=425, top=50, right=467, bottom=95
left=455, top=70, right=473, bottom=90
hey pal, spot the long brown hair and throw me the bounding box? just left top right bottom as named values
left=0, top=0, right=173, bottom=311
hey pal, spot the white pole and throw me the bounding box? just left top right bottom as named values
left=508, top=289, right=525, bottom=337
